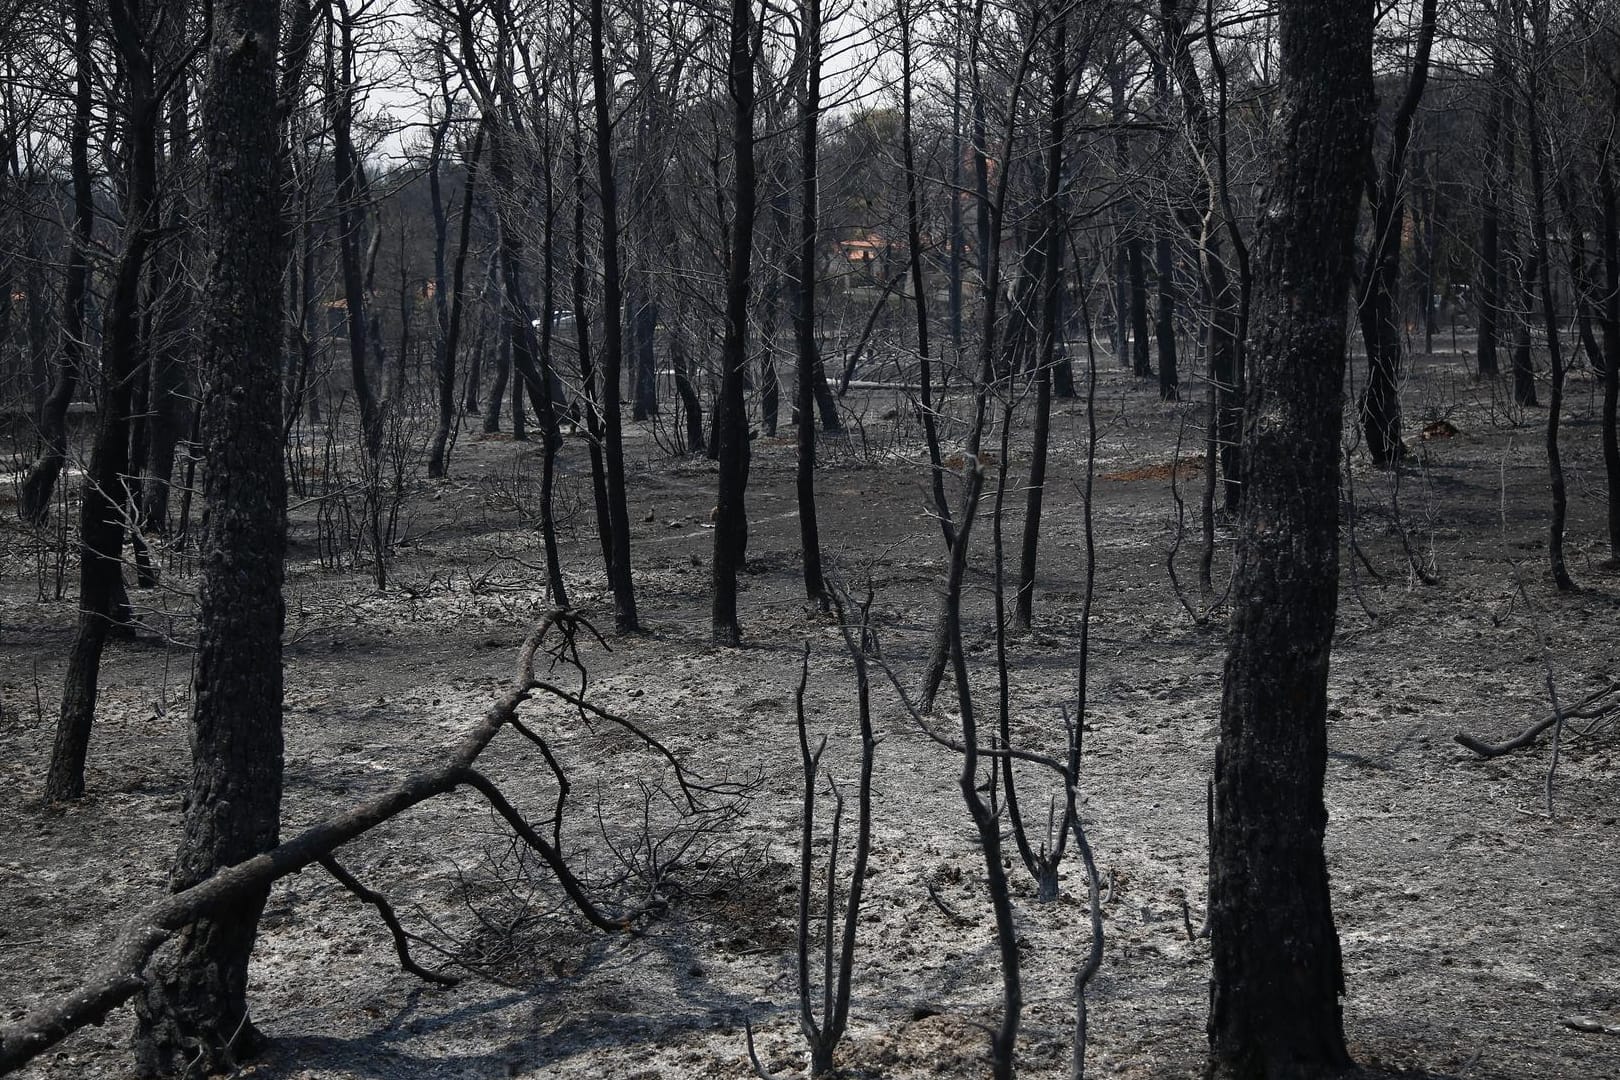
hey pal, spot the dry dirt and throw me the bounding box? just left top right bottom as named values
left=2, top=347, right=1618, bottom=1080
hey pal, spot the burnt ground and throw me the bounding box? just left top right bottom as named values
left=1, top=344, right=1618, bottom=1079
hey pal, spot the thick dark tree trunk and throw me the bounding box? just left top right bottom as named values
left=1207, top=3, right=1372, bottom=1077
left=712, top=0, right=757, bottom=645
left=132, top=0, right=287, bottom=1071
left=1356, top=0, right=1437, bottom=468
left=589, top=0, right=639, bottom=632
left=483, top=323, right=510, bottom=434
left=18, top=0, right=92, bottom=524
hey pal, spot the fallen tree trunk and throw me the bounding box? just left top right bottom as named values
left=0, top=611, right=643, bottom=1076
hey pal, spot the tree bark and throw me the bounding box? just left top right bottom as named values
left=132, top=0, right=288, bottom=1070
left=712, top=0, right=757, bottom=645
left=1207, top=2, right=1372, bottom=1076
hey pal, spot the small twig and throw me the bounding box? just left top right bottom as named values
left=926, top=882, right=974, bottom=926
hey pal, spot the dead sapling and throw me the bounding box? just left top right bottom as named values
left=748, top=589, right=879, bottom=1078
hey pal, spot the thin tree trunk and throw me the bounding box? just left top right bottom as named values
left=572, top=139, right=615, bottom=576
left=899, top=0, right=953, bottom=549
left=792, top=0, right=826, bottom=606
left=428, top=116, right=484, bottom=478
left=44, top=3, right=162, bottom=803
left=1014, top=14, right=1067, bottom=629
left=1600, top=115, right=1620, bottom=565
left=330, top=0, right=384, bottom=459
left=1522, top=2, right=1574, bottom=592
left=1355, top=0, right=1437, bottom=467
left=589, top=0, right=639, bottom=632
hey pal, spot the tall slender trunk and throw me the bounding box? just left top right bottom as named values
left=1478, top=44, right=1505, bottom=380
left=712, top=0, right=757, bottom=645
left=428, top=124, right=484, bottom=478
left=1014, top=13, right=1067, bottom=629
left=1522, top=2, right=1573, bottom=592
left=792, top=0, right=826, bottom=605
left=144, top=71, right=193, bottom=536
left=572, top=139, right=615, bottom=575
left=44, top=3, right=162, bottom=804
left=330, top=0, right=384, bottom=459
left=589, top=0, right=639, bottom=631
left=1355, top=0, right=1437, bottom=467
left=1599, top=113, right=1620, bottom=565
left=899, top=0, right=953, bottom=549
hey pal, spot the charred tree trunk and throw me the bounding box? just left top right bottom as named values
left=131, top=0, right=288, bottom=1071
left=1522, top=1, right=1574, bottom=593
left=589, top=0, right=639, bottom=632
left=1477, top=8, right=1509, bottom=380
left=329, top=0, right=384, bottom=459
left=792, top=0, right=826, bottom=606
left=712, top=0, right=757, bottom=645
left=1014, top=14, right=1067, bottom=630
left=44, top=0, right=163, bottom=804
left=1207, top=3, right=1372, bottom=1077
left=1355, top=0, right=1437, bottom=468
left=144, top=73, right=194, bottom=538
left=428, top=119, right=483, bottom=479
left=899, top=0, right=953, bottom=550
left=1600, top=114, right=1620, bottom=566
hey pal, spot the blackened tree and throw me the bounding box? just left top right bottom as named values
left=1206, top=0, right=1373, bottom=1076
left=132, top=0, right=291, bottom=1069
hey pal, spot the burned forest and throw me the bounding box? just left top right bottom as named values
left=1, top=0, right=1618, bottom=1077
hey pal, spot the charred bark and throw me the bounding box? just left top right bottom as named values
left=1207, top=3, right=1372, bottom=1076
